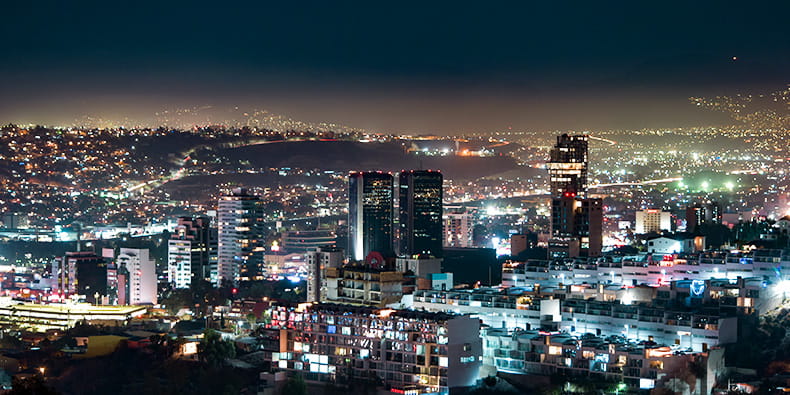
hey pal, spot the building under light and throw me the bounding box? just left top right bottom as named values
left=348, top=172, right=394, bottom=261
left=218, top=188, right=265, bottom=283
left=397, top=170, right=444, bottom=258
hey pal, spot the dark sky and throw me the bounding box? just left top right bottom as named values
left=1, top=1, right=788, bottom=133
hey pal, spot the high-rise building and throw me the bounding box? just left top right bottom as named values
left=51, top=251, right=107, bottom=303
left=348, top=172, right=394, bottom=261
left=218, top=188, right=265, bottom=284
left=443, top=207, right=475, bottom=248
left=168, top=216, right=218, bottom=289
left=397, top=170, right=443, bottom=257
left=305, top=246, right=344, bottom=303
left=116, top=248, right=157, bottom=305
left=548, top=134, right=588, bottom=198
left=635, top=209, right=672, bottom=234
left=549, top=196, right=603, bottom=258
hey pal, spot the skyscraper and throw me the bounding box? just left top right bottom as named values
left=548, top=133, right=601, bottom=258
left=348, top=172, right=394, bottom=261
left=168, top=216, right=218, bottom=289
left=397, top=170, right=443, bottom=257
left=548, top=134, right=588, bottom=198
left=218, top=188, right=264, bottom=284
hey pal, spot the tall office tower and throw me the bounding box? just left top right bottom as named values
left=51, top=251, right=107, bottom=303
left=116, top=248, right=157, bottom=305
left=397, top=170, right=444, bottom=257
left=305, top=246, right=345, bottom=303
left=218, top=188, right=265, bottom=284
left=635, top=209, right=672, bottom=234
left=548, top=134, right=589, bottom=198
left=549, top=196, right=603, bottom=258
left=348, top=172, right=394, bottom=261
left=168, top=216, right=218, bottom=289
left=443, top=207, right=475, bottom=248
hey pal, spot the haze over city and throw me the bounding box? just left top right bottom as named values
left=2, top=2, right=789, bottom=132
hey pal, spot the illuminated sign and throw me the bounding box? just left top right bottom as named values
left=690, top=280, right=706, bottom=296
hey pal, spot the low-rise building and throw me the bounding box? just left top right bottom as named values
left=260, top=303, right=482, bottom=394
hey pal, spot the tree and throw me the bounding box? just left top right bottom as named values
left=280, top=374, right=307, bottom=395
left=8, top=374, right=58, bottom=395
left=198, top=329, right=236, bottom=368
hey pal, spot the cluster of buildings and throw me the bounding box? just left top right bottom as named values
left=251, top=134, right=790, bottom=394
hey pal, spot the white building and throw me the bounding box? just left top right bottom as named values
left=443, top=209, right=474, bottom=248
left=167, top=217, right=217, bottom=289
left=217, top=188, right=264, bottom=284
left=305, top=247, right=344, bottom=303
left=635, top=209, right=672, bottom=234
left=116, top=248, right=157, bottom=305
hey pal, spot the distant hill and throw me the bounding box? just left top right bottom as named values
left=217, top=140, right=519, bottom=180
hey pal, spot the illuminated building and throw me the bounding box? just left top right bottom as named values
left=322, top=265, right=405, bottom=307
left=116, top=248, right=157, bottom=305
left=482, top=328, right=723, bottom=393
left=348, top=172, right=394, bottom=261
left=305, top=246, right=344, bottom=303
left=397, top=170, right=443, bottom=258
left=261, top=303, right=482, bottom=394
left=547, top=134, right=588, bottom=198
left=168, top=216, right=217, bottom=289
left=502, top=249, right=790, bottom=288
left=51, top=251, right=108, bottom=303
left=218, top=188, right=265, bottom=283
left=442, top=207, right=474, bottom=248
left=0, top=297, right=146, bottom=332
left=410, top=276, right=768, bottom=353
left=635, top=209, right=672, bottom=234
left=549, top=195, right=602, bottom=258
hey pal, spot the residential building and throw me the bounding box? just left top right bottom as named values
left=261, top=303, right=482, bottom=394
left=443, top=208, right=475, bottom=248
left=306, top=247, right=344, bottom=303
left=635, top=209, right=672, bottom=234
left=116, top=248, right=157, bottom=305
left=218, top=188, right=265, bottom=283
left=168, top=216, right=217, bottom=289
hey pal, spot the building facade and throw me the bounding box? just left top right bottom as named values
left=218, top=188, right=265, bottom=283
left=168, top=216, right=217, bottom=289
left=306, top=247, right=344, bottom=303
left=348, top=172, right=394, bottom=261
left=397, top=170, right=444, bottom=258
left=116, top=248, right=157, bottom=305
left=547, top=134, right=588, bottom=198
left=635, top=209, right=672, bottom=234
left=443, top=208, right=475, bottom=248
left=549, top=196, right=603, bottom=258
left=261, top=303, right=482, bottom=394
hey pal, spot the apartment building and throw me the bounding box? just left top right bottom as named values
left=260, top=303, right=482, bottom=394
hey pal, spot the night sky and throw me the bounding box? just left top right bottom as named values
left=1, top=1, right=788, bottom=133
